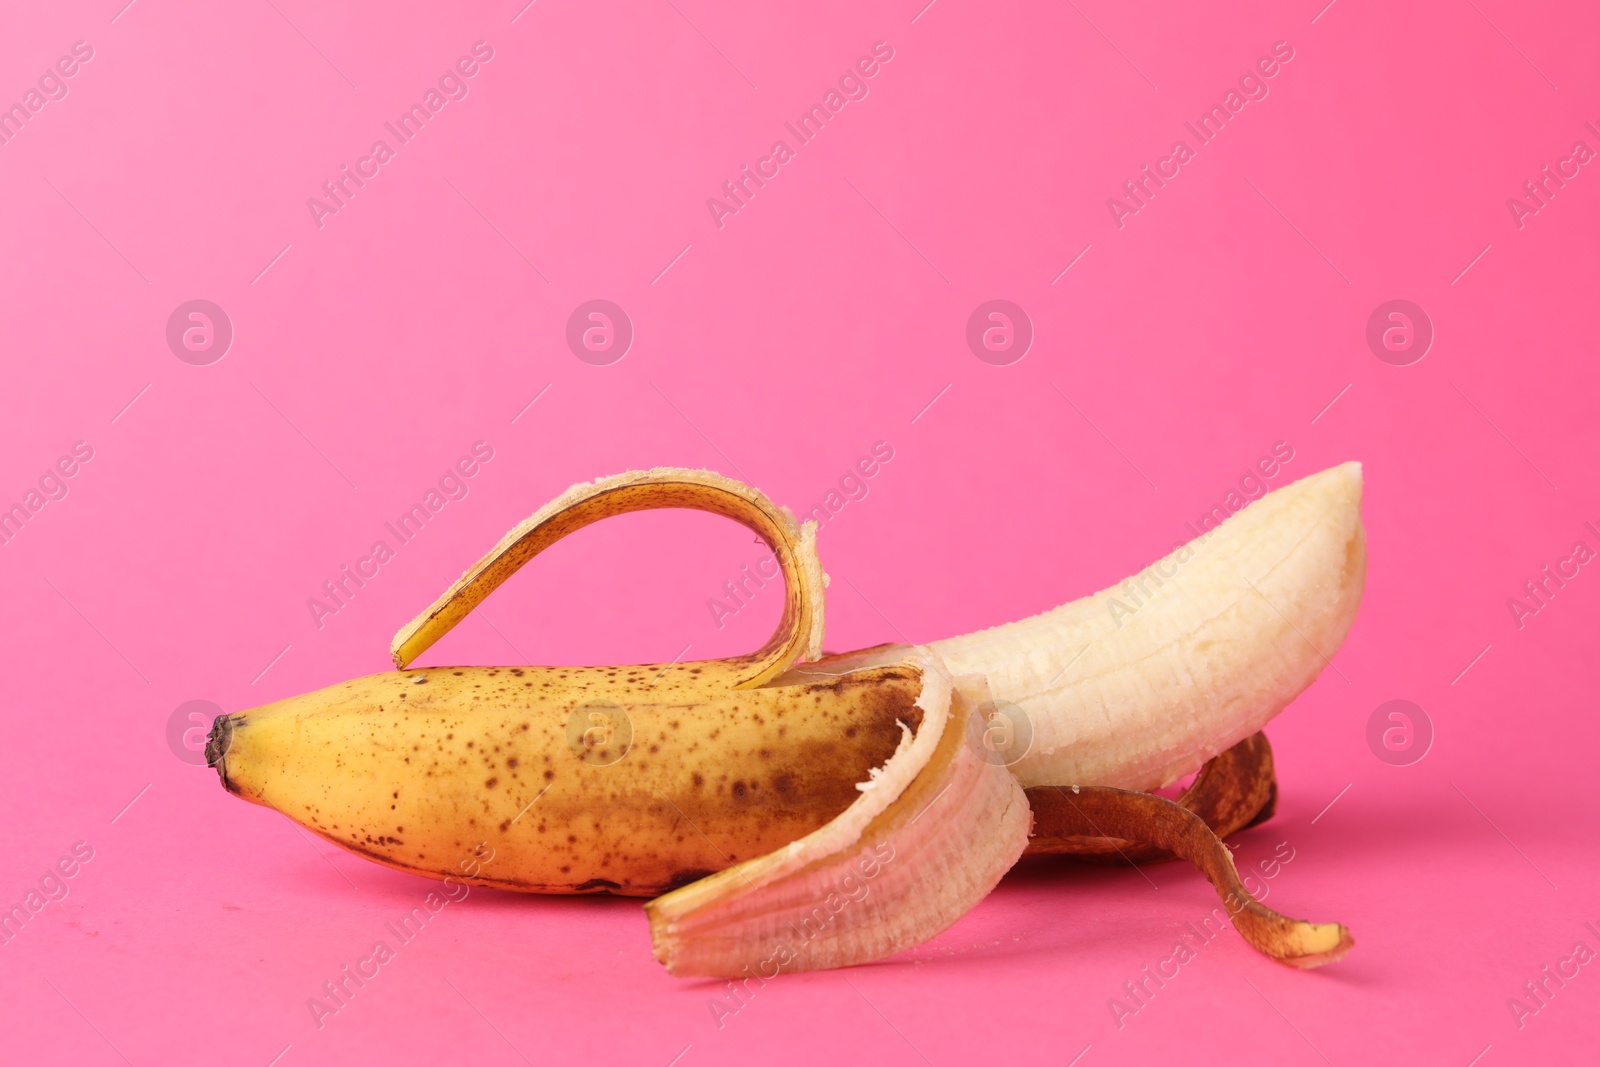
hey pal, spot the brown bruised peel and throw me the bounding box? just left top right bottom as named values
left=1029, top=785, right=1353, bottom=968
left=646, top=663, right=1031, bottom=977
left=1026, top=731, right=1278, bottom=862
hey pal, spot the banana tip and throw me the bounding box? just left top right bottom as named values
left=1281, top=925, right=1355, bottom=970
left=206, top=715, right=241, bottom=795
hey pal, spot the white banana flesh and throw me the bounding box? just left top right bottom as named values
left=931, top=461, right=1366, bottom=790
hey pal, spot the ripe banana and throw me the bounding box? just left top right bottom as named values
left=211, top=462, right=1365, bottom=974
left=213, top=655, right=935, bottom=894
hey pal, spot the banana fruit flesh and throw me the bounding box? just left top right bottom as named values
left=211, top=462, right=1366, bottom=972
left=932, top=460, right=1365, bottom=792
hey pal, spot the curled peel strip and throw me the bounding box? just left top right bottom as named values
left=1026, top=731, right=1278, bottom=861
left=390, top=467, right=827, bottom=687
left=646, top=659, right=1032, bottom=977
left=1030, top=784, right=1353, bottom=968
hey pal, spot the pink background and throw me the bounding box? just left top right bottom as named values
left=2, top=0, right=1597, bottom=1063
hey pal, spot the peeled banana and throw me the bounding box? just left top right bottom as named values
left=932, top=460, right=1365, bottom=791
left=210, top=463, right=1366, bottom=975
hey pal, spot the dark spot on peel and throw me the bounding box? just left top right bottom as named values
left=664, top=869, right=715, bottom=891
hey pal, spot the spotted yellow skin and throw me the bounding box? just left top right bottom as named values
left=216, top=661, right=924, bottom=895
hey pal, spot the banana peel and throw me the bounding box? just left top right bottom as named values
left=210, top=463, right=1366, bottom=974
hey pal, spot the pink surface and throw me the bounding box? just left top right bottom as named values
left=1, top=1, right=1597, bottom=1064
